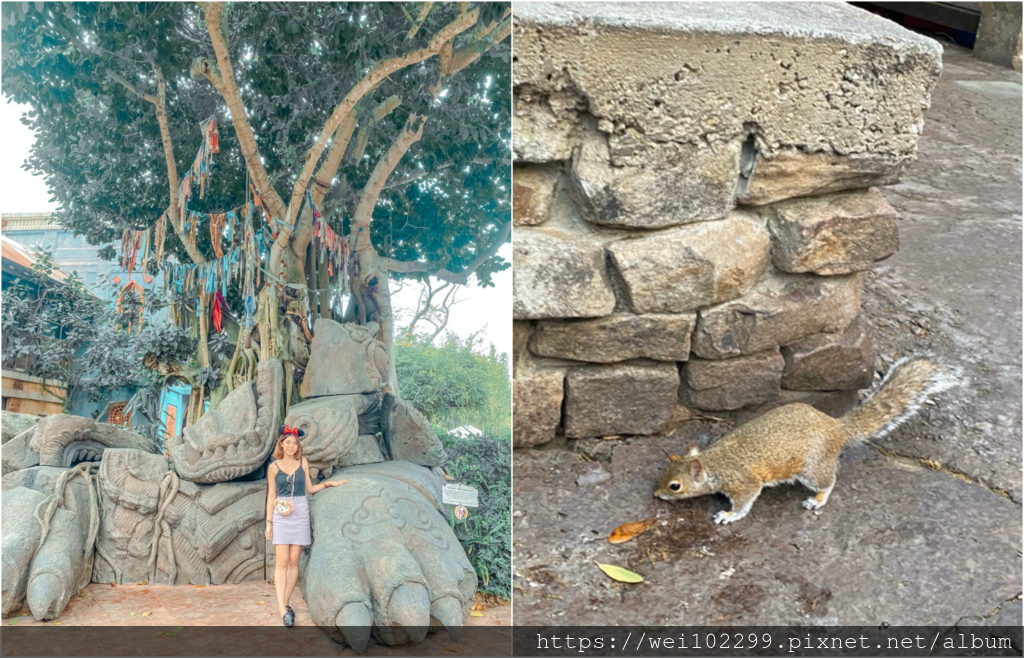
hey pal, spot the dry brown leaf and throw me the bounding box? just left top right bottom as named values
left=136, top=581, right=149, bottom=585
left=256, top=601, right=266, bottom=605
left=443, top=643, right=463, bottom=652
left=142, top=612, right=152, bottom=617
left=607, top=519, right=656, bottom=544
left=194, top=585, right=205, bottom=588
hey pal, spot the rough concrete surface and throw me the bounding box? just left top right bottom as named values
left=512, top=45, right=1022, bottom=626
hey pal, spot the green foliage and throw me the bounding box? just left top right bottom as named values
left=394, top=328, right=510, bottom=435
left=439, top=429, right=511, bottom=599
left=0, top=249, right=176, bottom=411
left=1, top=252, right=106, bottom=404
left=2, top=2, right=511, bottom=284
left=137, top=324, right=196, bottom=364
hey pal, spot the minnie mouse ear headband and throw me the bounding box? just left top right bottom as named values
left=279, top=425, right=306, bottom=438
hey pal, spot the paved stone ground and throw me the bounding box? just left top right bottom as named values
left=5, top=582, right=510, bottom=656
left=512, top=44, right=1022, bottom=627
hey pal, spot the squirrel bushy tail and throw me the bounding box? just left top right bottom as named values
left=840, top=357, right=961, bottom=443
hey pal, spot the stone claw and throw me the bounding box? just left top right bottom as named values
left=388, top=582, right=430, bottom=642
left=301, top=463, right=477, bottom=648
left=430, top=596, right=464, bottom=643
left=336, top=602, right=372, bottom=654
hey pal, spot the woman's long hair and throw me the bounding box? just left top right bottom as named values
left=272, top=432, right=304, bottom=461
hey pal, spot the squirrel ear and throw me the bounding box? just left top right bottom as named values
left=686, top=443, right=700, bottom=457
left=690, top=458, right=704, bottom=481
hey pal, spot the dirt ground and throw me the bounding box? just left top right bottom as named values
left=511, top=44, right=1022, bottom=627
left=5, top=582, right=511, bottom=656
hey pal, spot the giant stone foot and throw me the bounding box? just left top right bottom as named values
left=299, top=461, right=477, bottom=652
left=2, top=466, right=95, bottom=620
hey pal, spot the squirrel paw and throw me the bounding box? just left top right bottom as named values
left=713, top=510, right=738, bottom=525
left=802, top=497, right=826, bottom=510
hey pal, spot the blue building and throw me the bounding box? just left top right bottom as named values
left=2, top=213, right=188, bottom=440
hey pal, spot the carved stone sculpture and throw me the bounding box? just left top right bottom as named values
left=300, top=461, right=476, bottom=651
left=282, top=395, right=386, bottom=475
left=92, top=449, right=265, bottom=586
left=2, top=465, right=96, bottom=619
left=0, top=322, right=477, bottom=649
left=1, top=415, right=158, bottom=476
left=165, top=357, right=283, bottom=483
left=301, top=319, right=390, bottom=397
left=388, top=399, right=447, bottom=467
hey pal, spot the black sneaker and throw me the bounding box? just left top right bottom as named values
left=283, top=606, right=295, bottom=627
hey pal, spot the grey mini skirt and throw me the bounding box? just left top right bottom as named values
left=272, top=495, right=311, bottom=546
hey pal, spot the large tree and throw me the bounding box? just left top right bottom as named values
left=2, top=1, right=510, bottom=422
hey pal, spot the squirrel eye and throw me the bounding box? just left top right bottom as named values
left=669, top=482, right=682, bottom=492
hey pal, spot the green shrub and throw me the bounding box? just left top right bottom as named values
left=394, top=330, right=510, bottom=436
left=440, top=429, right=511, bottom=599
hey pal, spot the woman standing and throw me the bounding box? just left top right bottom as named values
left=264, top=426, right=346, bottom=627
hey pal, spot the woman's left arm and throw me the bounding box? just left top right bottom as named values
left=305, top=458, right=346, bottom=494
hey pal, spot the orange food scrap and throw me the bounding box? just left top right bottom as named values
left=607, top=519, right=656, bottom=544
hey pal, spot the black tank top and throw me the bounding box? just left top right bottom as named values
left=275, top=461, right=306, bottom=498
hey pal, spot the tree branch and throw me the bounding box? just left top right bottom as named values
left=383, top=219, right=510, bottom=285
left=107, top=64, right=206, bottom=265
left=383, top=157, right=511, bottom=191
left=447, top=13, right=511, bottom=76
left=351, top=114, right=426, bottom=245
left=404, top=2, right=434, bottom=41
left=105, top=69, right=157, bottom=104
left=291, top=113, right=358, bottom=258
left=201, top=2, right=288, bottom=223
left=283, top=8, right=479, bottom=236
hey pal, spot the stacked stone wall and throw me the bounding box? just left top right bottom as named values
left=511, top=2, right=942, bottom=447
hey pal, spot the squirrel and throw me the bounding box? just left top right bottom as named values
left=654, top=356, right=961, bottom=524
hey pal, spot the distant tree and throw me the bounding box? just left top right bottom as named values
left=394, top=327, right=510, bottom=434
left=3, top=2, right=510, bottom=423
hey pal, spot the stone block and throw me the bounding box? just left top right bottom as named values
left=530, top=313, right=696, bottom=363
left=768, top=189, right=899, bottom=275
left=607, top=214, right=769, bottom=313
left=684, top=350, right=785, bottom=411
left=513, top=369, right=564, bottom=448
left=564, top=363, right=679, bottom=438
left=738, top=151, right=905, bottom=207
left=781, top=316, right=876, bottom=391
left=1, top=429, right=39, bottom=476
left=514, top=2, right=942, bottom=214
left=513, top=166, right=559, bottom=226
left=513, top=87, right=576, bottom=163
left=974, top=2, right=1023, bottom=70
left=388, top=399, right=446, bottom=467
left=569, top=126, right=740, bottom=228
left=301, top=320, right=389, bottom=397
left=513, top=321, right=532, bottom=374
left=692, top=272, right=862, bottom=359
left=513, top=229, right=616, bottom=320
left=2, top=412, right=39, bottom=445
